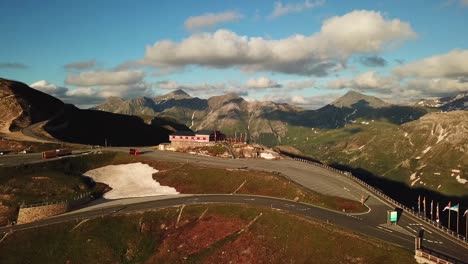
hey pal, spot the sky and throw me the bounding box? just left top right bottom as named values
left=1, top=0, right=468, bottom=108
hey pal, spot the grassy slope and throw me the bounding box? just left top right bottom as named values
left=280, top=120, right=467, bottom=196
left=0, top=204, right=414, bottom=264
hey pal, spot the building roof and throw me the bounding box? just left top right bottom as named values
left=171, top=130, right=195, bottom=136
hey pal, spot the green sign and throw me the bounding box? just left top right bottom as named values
left=390, top=211, right=398, bottom=222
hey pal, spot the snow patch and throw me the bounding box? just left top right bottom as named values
left=84, top=163, right=179, bottom=199
left=422, top=146, right=431, bottom=154
left=437, top=184, right=441, bottom=190
left=404, top=132, right=408, bottom=137
left=436, top=128, right=449, bottom=144
left=409, top=172, right=417, bottom=180
left=415, top=156, right=421, bottom=160
left=411, top=177, right=420, bottom=186
left=456, top=175, right=467, bottom=184
left=358, top=145, right=366, bottom=150
left=452, top=169, right=461, bottom=173
left=260, top=152, right=276, bottom=160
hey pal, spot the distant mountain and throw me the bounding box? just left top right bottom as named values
left=330, top=90, right=390, bottom=108
left=415, top=92, right=468, bottom=111
left=153, top=89, right=192, bottom=102
left=0, top=78, right=189, bottom=146
left=94, top=90, right=427, bottom=141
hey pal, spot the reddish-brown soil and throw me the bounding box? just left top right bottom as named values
left=145, top=214, right=247, bottom=263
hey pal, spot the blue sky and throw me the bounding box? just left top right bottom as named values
left=1, top=0, right=468, bottom=108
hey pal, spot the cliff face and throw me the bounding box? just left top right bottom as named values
left=0, top=78, right=64, bottom=132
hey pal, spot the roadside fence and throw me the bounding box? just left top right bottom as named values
left=293, top=157, right=468, bottom=245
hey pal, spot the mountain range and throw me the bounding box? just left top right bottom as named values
left=94, top=89, right=431, bottom=141
left=0, top=78, right=189, bottom=146
left=94, top=88, right=467, bottom=196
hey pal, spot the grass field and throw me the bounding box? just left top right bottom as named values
left=0, top=204, right=414, bottom=264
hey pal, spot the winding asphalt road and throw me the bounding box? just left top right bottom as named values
left=1, top=148, right=467, bottom=262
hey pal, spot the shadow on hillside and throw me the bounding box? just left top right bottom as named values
left=260, top=100, right=428, bottom=129
left=45, top=105, right=172, bottom=146
left=329, top=162, right=468, bottom=235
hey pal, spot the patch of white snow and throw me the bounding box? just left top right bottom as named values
left=456, top=175, right=467, bottom=184
left=422, top=146, right=431, bottom=154
left=84, top=163, right=179, bottom=199
left=411, top=177, right=420, bottom=186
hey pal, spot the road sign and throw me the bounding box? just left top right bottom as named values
left=387, top=210, right=398, bottom=223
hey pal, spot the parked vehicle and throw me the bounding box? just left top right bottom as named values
left=42, top=150, right=57, bottom=159
left=56, top=149, right=72, bottom=156
left=129, top=148, right=140, bottom=155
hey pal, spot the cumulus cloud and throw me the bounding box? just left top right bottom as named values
left=328, top=71, right=396, bottom=93
left=65, top=70, right=146, bottom=86
left=30, top=80, right=68, bottom=98
left=394, top=49, right=468, bottom=79
left=0, top=62, right=28, bottom=69
left=184, top=11, right=242, bottom=31
left=31, top=80, right=153, bottom=108
left=359, top=55, right=387, bottom=67
left=269, top=0, right=324, bottom=18
left=284, top=78, right=315, bottom=89
left=64, top=59, right=96, bottom=70
left=156, top=80, right=247, bottom=97
left=137, top=10, right=416, bottom=76
left=246, top=77, right=281, bottom=89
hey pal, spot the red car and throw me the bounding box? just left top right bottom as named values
left=129, top=149, right=140, bottom=155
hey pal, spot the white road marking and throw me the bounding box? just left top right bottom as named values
left=377, top=226, right=393, bottom=233
left=243, top=198, right=255, bottom=201
left=406, top=226, right=418, bottom=233
left=346, top=214, right=363, bottom=220
left=408, top=223, right=422, bottom=226
left=421, top=228, right=432, bottom=234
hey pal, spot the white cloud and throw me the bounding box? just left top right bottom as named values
left=284, top=78, right=315, bottom=89
left=184, top=11, right=242, bottom=31
left=394, top=49, right=468, bottom=79
left=156, top=80, right=248, bottom=97
left=328, top=71, right=397, bottom=93
left=403, top=78, right=468, bottom=97
left=31, top=80, right=68, bottom=97
left=65, top=70, right=146, bottom=86
left=31, top=80, right=153, bottom=108
left=269, top=0, right=324, bottom=18
left=246, top=77, right=280, bottom=89
left=138, top=10, right=416, bottom=76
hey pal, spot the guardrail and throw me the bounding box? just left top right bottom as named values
left=292, top=157, right=468, bottom=245
left=416, top=250, right=453, bottom=264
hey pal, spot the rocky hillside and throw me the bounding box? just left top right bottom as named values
left=0, top=79, right=189, bottom=146
left=415, top=92, right=468, bottom=111
left=287, top=111, right=468, bottom=196
left=94, top=89, right=427, bottom=141
left=0, top=78, right=64, bottom=132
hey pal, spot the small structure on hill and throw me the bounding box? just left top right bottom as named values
left=170, top=130, right=225, bottom=143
